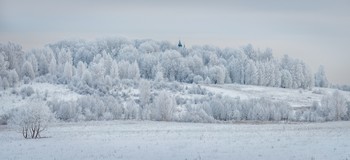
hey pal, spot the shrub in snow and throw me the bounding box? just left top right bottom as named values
left=140, top=104, right=152, bottom=120
left=192, top=75, right=203, bottom=84
left=210, top=98, right=225, bottom=120
left=8, top=69, right=19, bottom=87
left=188, top=85, right=207, bottom=95
left=154, top=71, right=164, bottom=82
left=11, top=88, right=18, bottom=95
left=23, top=76, right=31, bottom=84
left=124, top=100, right=140, bottom=120
left=0, top=112, right=10, bottom=125
left=182, top=104, right=214, bottom=123
left=320, top=91, right=348, bottom=121
left=54, top=101, right=77, bottom=121
left=20, top=86, right=35, bottom=98
left=312, top=89, right=325, bottom=94
left=9, top=101, right=54, bottom=139
left=102, top=112, right=113, bottom=120
left=1, top=77, right=9, bottom=90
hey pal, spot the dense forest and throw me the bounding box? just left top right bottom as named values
left=1, top=38, right=329, bottom=90
left=0, top=38, right=348, bottom=129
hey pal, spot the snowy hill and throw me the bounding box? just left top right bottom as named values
left=0, top=38, right=350, bottom=160
left=202, top=84, right=350, bottom=108
left=0, top=83, right=81, bottom=121
left=1, top=38, right=349, bottom=127
left=2, top=81, right=350, bottom=125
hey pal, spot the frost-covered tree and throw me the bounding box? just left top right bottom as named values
left=281, top=70, right=292, bottom=88
left=320, top=91, right=348, bottom=121
left=0, top=54, right=8, bottom=78
left=243, top=44, right=257, bottom=61
left=161, top=50, right=184, bottom=81
left=76, top=61, right=86, bottom=79
left=154, top=70, right=164, bottom=82
left=118, top=60, right=129, bottom=79
left=138, top=40, right=159, bottom=53
left=332, top=91, right=348, bottom=120
left=244, top=60, right=258, bottom=85
left=139, top=79, right=151, bottom=107
left=0, top=78, right=3, bottom=90
left=82, top=70, right=92, bottom=87
left=139, top=54, right=158, bottom=79
left=8, top=69, right=19, bottom=87
left=104, top=75, right=113, bottom=90
left=110, top=61, right=119, bottom=80
left=54, top=101, right=76, bottom=121
left=152, top=91, right=176, bottom=121
left=27, top=54, right=38, bottom=76
left=209, top=65, right=225, bottom=84
left=63, top=61, right=73, bottom=83
left=1, top=77, right=9, bottom=90
left=9, top=102, right=54, bottom=139
left=124, top=100, right=140, bottom=120
left=49, top=56, right=57, bottom=75
left=118, top=45, right=139, bottom=62
left=37, top=53, right=49, bottom=76
left=22, top=61, right=35, bottom=80
left=0, top=42, right=25, bottom=75
left=129, top=61, right=140, bottom=80
left=315, top=65, right=328, bottom=88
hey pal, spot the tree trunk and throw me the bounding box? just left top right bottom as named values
left=22, top=127, right=28, bottom=139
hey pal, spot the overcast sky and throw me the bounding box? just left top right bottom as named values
left=1, top=0, right=349, bottom=84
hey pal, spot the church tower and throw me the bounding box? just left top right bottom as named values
left=178, top=40, right=183, bottom=48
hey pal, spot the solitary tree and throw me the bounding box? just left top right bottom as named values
left=9, top=102, right=54, bottom=139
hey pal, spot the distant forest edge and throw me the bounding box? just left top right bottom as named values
left=0, top=38, right=349, bottom=133
left=1, top=38, right=336, bottom=90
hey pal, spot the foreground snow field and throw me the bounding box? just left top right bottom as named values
left=1, top=121, right=349, bottom=160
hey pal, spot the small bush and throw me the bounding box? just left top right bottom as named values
left=20, top=86, right=34, bottom=98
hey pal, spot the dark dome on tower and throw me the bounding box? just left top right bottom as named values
left=178, top=40, right=183, bottom=48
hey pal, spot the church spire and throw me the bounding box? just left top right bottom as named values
left=178, top=40, right=183, bottom=48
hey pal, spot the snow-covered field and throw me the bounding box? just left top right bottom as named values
left=203, top=84, right=350, bottom=108
left=1, top=120, right=349, bottom=160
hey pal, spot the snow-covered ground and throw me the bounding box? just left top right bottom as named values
left=0, top=120, right=349, bottom=160
left=0, top=83, right=81, bottom=115
left=202, top=84, right=350, bottom=107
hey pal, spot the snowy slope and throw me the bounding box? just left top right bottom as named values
left=0, top=83, right=81, bottom=114
left=202, top=84, right=350, bottom=107
left=0, top=120, right=349, bottom=160
left=2, top=82, right=349, bottom=115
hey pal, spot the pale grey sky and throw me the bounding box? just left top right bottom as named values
left=1, top=0, right=349, bottom=84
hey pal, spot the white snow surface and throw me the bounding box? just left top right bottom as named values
left=0, top=83, right=81, bottom=114
left=0, top=120, right=349, bottom=160
left=202, top=84, right=350, bottom=107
